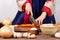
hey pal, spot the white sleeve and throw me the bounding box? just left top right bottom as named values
left=44, top=0, right=55, bottom=14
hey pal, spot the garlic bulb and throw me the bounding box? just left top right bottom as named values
left=23, top=32, right=28, bottom=38
left=16, top=32, right=23, bottom=38
left=55, top=32, right=60, bottom=38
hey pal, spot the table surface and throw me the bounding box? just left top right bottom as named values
left=0, top=32, right=60, bottom=40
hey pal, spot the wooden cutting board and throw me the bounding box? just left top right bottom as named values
left=14, top=24, right=35, bottom=31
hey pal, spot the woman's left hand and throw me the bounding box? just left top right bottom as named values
left=35, top=12, right=47, bottom=24
left=35, top=17, right=43, bottom=25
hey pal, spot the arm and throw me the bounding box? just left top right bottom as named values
left=16, top=0, right=20, bottom=7
left=36, top=0, right=55, bottom=24
left=16, top=0, right=27, bottom=11
left=16, top=0, right=22, bottom=11
left=42, top=0, right=55, bottom=16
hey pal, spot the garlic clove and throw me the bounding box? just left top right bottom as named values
left=16, top=32, right=23, bottom=38
left=23, top=32, right=28, bottom=38
left=13, top=32, right=17, bottom=38
left=30, top=34, right=36, bottom=39
left=27, top=33, right=37, bottom=39
left=27, top=33, right=31, bottom=38
left=55, top=32, right=60, bottom=38
left=30, top=27, right=37, bottom=30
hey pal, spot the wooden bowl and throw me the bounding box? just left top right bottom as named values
left=40, top=24, right=58, bottom=35
left=55, top=23, right=60, bottom=31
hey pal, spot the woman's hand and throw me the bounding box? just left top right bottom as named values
left=35, top=12, right=47, bottom=24
left=25, top=3, right=33, bottom=16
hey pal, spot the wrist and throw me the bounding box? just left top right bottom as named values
left=40, top=12, right=47, bottom=20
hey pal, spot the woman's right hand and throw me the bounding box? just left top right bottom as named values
left=25, top=3, right=33, bottom=16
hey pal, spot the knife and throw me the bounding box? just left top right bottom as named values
left=29, top=12, right=39, bottom=26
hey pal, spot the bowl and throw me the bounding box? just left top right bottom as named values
left=55, top=23, right=60, bottom=32
left=40, top=24, right=58, bottom=35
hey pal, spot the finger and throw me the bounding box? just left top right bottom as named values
left=38, top=20, right=41, bottom=25
left=35, top=19, right=38, bottom=22
left=40, top=21, right=42, bottom=25
left=40, top=20, right=43, bottom=25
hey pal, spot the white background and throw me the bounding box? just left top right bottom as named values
left=0, top=0, right=60, bottom=22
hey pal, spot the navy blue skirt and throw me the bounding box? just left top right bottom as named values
left=32, top=0, right=56, bottom=24
left=43, top=15, right=56, bottom=24
left=12, top=11, right=24, bottom=25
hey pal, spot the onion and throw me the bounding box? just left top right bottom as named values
left=2, top=18, right=12, bottom=25
left=0, top=26, right=13, bottom=38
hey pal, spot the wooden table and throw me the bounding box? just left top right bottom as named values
left=0, top=32, right=60, bottom=40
